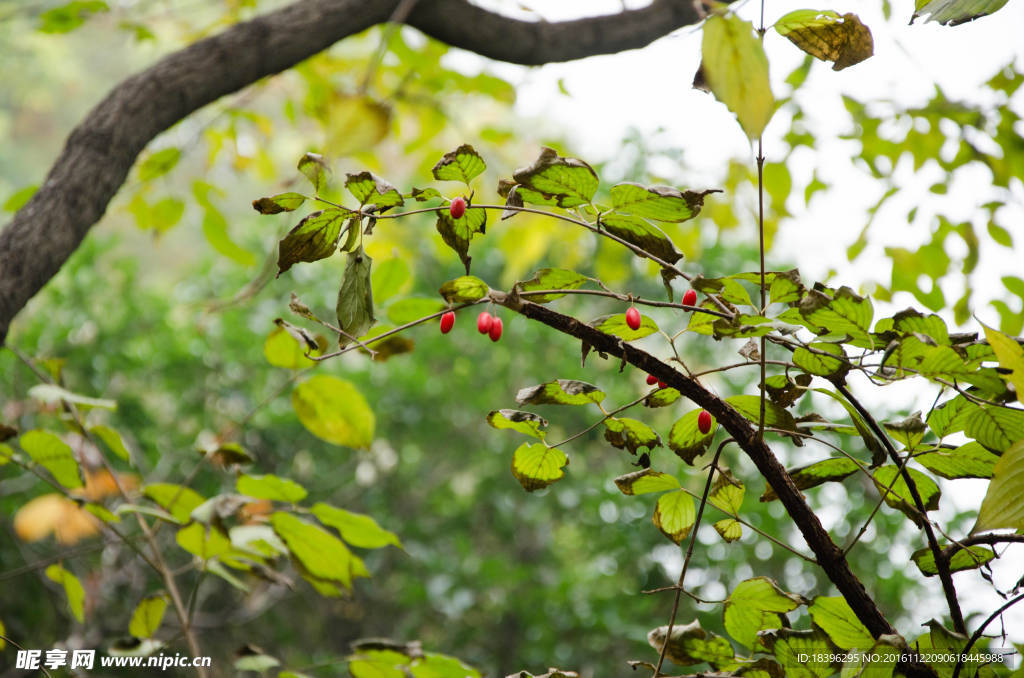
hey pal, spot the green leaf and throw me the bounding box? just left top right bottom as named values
left=668, top=410, right=716, bottom=464
left=38, top=1, right=108, bottom=33
left=517, top=268, right=588, bottom=303
left=410, top=652, right=482, bottom=678
left=808, top=597, right=874, bottom=649
left=349, top=649, right=408, bottom=678
left=882, top=412, right=927, bottom=451
left=89, top=425, right=131, bottom=462
left=774, top=11, right=874, bottom=71
left=800, top=286, right=873, bottom=346
left=761, top=458, right=859, bottom=501
left=28, top=383, right=116, bottom=410
left=252, top=192, right=307, bottom=214
left=129, top=594, right=169, bottom=639
left=175, top=522, right=231, bottom=560
left=793, top=342, right=848, bottom=377
left=769, top=269, right=805, bottom=304
left=589, top=312, right=659, bottom=341
left=760, top=628, right=837, bottom=678
left=438, top=275, right=489, bottom=304
left=989, top=222, right=1013, bottom=247
left=292, top=375, right=375, bottom=449
left=408, top=187, right=442, bottom=202
left=310, top=502, right=401, bottom=549
left=613, top=469, right=680, bottom=495
left=20, top=430, right=84, bottom=489
left=714, top=519, right=743, bottom=543
left=891, top=309, right=950, bottom=344
left=645, top=387, right=681, bottom=408
left=138, top=148, right=182, bottom=182
left=604, top=417, right=662, bottom=455
left=432, top=144, right=486, bottom=185
left=336, top=246, right=375, bottom=347
left=487, top=410, right=548, bottom=440
left=927, top=395, right=972, bottom=438
left=700, top=14, right=775, bottom=139
left=3, top=184, right=38, bottom=211
left=726, top=395, right=797, bottom=431
left=143, top=483, right=206, bottom=523
left=345, top=171, right=404, bottom=208
left=915, top=442, right=998, bottom=479
left=653, top=490, right=695, bottom=543
left=372, top=258, right=412, bottom=303
left=276, top=209, right=349, bottom=277
left=911, top=545, right=995, bottom=577
left=872, top=466, right=941, bottom=521
left=974, top=440, right=1024, bottom=533
left=515, top=379, right=605, bottom=406
left=912, top=0, right=1009, bottom=24
left=387, top=297, right=446, bottom=324
left=271, top=512, right=363, bottom=588
left=646, top=620, right=738, bottom=668
left=237, top=474, right=308, bottom=503
left=964, top=404, right=1024, bottom=452
left=298, top=152, right=330, bottom=193
left=983, top=323, right=1024, bottom=404
left=202, top=207, right=256, bottom=266
left=511, top=147, right=599, bottom=208
left=710, top=472, right=745, bottom=515
left=511, top=443, right=568, bottom=492
left=599, top=214, right=683, bottom=264
left=263, top=323, right=320, bottom=369
left=692, top=275, right=755, bottom=307
left=609, top=182, right=713, bottom=223
left=45, top=564, right=85, bottom=622
left=723, top=577, right=804, bottom=649
left=435, top=204, right=487, bottom=273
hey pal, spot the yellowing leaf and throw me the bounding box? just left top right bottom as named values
left=325, top=95, right=391, bottom=157
left=129, top=594, right=169, bottom=639
left=774, top=11, right=874, bottom=71
left=14, top=494, right=101, bottom=544
left=973, top=440, right=1024, bottom=533
left=292, top=375, right=375, bottom=449
left=652, top=489, right=695, bottom=543
left=45, top=564, right=86, bottom=622
left=700, top=14, right=775, bottom=139
left=511, top=443, right=568, bottom=491
left=983, top=323, right=1024, bottom=404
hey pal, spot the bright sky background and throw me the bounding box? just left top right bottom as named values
left=453, top=0, right=1024, bottom=649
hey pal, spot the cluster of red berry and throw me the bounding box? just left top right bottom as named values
left=439, top=310, right=503, bottom=342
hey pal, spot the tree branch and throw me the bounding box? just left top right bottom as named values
left=0, top=0, right=706, bottom=344
left=491, top=290, right=937, bottom=678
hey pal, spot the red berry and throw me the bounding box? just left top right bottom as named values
left=440, top=311, right=455, bottom=334
left=625, top=306, right=641, bottom=331
left=449, top=197, right=467, bottom=219
left=646, top=374, right=659, bottom=385
left=477, top=311, right=493, bottom=334
left=698, top=410, right=713, bottom=435
left=682, top=289, right=698, bottom=307
left=658, top=380, right=667, bottom=389
left=489, top=316, right=503, bottom=342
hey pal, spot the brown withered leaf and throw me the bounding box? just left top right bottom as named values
left=775, top=11, right=873, bottom=71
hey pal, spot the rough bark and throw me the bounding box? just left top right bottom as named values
left=0, top=0, right=705, bottom=343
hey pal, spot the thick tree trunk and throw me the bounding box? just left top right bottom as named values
left=0, top=0, right=704, bottom=343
